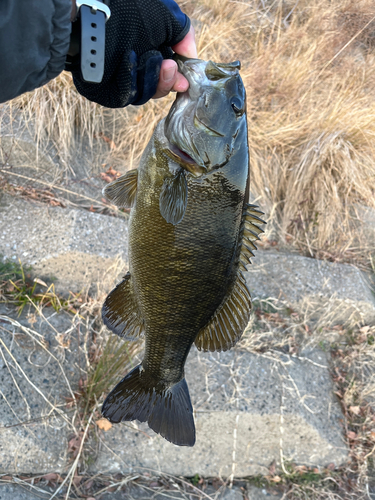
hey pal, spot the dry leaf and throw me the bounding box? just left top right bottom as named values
left=68, top=435, right=83, bottom=458
left=100, top=173, right=113, bottom=183
left=268, top=460, right=277, bottom=476
left=360, top=326, right=370, bottom=334
left=84, top=479, right=94, bottom=490
left=96, top=418, right=112, bottom=431
left=73, top=474, right=82, bottom=486
left=27, top=314, right=37, bottom=326
left=33, top=277, right=48, bottom=287
left=270, top=476, right=281, bottom=483
left=295, top=465, right=307, bottom=473
left=349, top=406, right=361, bottom=415
left=107, top=166, right=120, bottom=178
left=347, top=431, right=357, bottom=440
left=43, top=473, right=62, bottom=484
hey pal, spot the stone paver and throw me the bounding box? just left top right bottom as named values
left=92, top=347, right=347, bottom=477
left=0, top=194, right=128, bottom=294
left=0, top=303, right=348, bottom=477
left=245, top=252, right=375, bottom=325
left=1, top=195, right=374, bottom=325
left=0, top=304, right=81, bottom=474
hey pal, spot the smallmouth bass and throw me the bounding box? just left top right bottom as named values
left=101, top=58, right=265, bottom=447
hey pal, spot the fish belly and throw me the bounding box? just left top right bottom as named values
left=129, top=155, right=244, bottom=379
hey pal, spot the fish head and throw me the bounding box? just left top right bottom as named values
left=164, top=59, right=247, bottom=177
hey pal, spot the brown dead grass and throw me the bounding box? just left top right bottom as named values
left=4, top=0, right=375, bottom=266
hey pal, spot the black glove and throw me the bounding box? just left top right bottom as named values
left=70, top=0, right=190, bottom=108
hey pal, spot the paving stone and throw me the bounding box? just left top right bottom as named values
left=0, top=304, right=82, bottom=474
left=246, top=486, right=282, bottom=499
left=0, top=482, right=250, bottom=500
left=91, top=347, right=348, bottom=477
left=0, top=194, right=128, bottom=294
left=1, top=195, right=374, bottom=326
left=0, top=484, right=50, bottom=500
left=0, top=300, right=348, bottom=477
left=245, top=251, right=375, bottom=325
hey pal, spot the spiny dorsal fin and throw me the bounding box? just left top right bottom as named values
left=102, top=272, right=144, bottom=340
left=159, top=168, right=188, bottom=225
left=102, top=169, right=138, bottom=208
left=240, top=204, right=266, bottom=266
left=194, top=272, right=252, bottom=352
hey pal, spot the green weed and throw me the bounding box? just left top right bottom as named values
left=0, top=256, right=81, bottom=316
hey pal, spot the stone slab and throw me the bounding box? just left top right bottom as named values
left=246, top=486, right=282, bottom=499
left=92, top=347, right=348, bottom=477
left=0, top=482, right=273, bottom=500
left=245, top=252, right=375, bottom=325
left=0, top=303, right=348, bottom=477
left=0, top=484, right=50, bottom=500
left=0, top=194, right=128, bottom=294
left=1, top=195, right=375, bottom=326
left=0, top=304, right=81, bottom=474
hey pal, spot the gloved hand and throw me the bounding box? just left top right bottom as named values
left=70, top=0, right=191, bottom=108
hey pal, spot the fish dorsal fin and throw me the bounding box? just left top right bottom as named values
left=195, top=271, right=252, bottom=352
left=239, top=204, right=266, bottom=270
left=159, top=168, right=188, bottom=225
left=102, top=169, right=138, bottom=208
left=194, top=204, right=265, bottom=352
left=102, top=272, right=144, bottom=340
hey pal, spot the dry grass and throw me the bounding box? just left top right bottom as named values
left=3, top=0, right=375, bottom=265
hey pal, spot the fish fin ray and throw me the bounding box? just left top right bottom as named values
left=241, top=204, right=266, bottom=266
left=102, top=272, right=144, bottom=340
left=195, top=272, right=252, bottom=352
left=159, top=168, right=188, bottom=225
left=103, top=169, right=138, bottom=208
left=102, top=365, right=195, bottom=447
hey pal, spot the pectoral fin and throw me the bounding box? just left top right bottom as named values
left=103, top=169, right=138, bottom=208
left=102, top=272, right=144, bottom=340
left=159, top=168, right=188, bottom=225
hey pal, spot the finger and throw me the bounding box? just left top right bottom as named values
left=153, top=59, right=178, bottom=99
left=172, top=25, right=197, bottom=59
left=172, top=72, right=189, bottom=93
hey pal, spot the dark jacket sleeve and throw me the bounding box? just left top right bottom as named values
left=0, top=0, right=71, bottom=103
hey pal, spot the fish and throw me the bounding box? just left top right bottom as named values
left=100, top=58, right=265, bottom=447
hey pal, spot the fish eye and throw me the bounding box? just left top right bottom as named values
left=231, top=97, right=244, bottom=117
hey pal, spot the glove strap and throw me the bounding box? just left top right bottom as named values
left=66, top=0, right=111, bottom=83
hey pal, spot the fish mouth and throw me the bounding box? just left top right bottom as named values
left=165, top=143, right=207, bottom=177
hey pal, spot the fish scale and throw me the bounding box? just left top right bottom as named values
left=100, top=58, right=265, bottom=446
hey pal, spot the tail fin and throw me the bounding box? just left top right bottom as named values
left=102, top=365, right=196, bottom=447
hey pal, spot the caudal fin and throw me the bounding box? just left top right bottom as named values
left=102, top=365, right=196, bottom=447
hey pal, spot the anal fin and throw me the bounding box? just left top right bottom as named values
left=102, top=272, right=144, bottom=340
